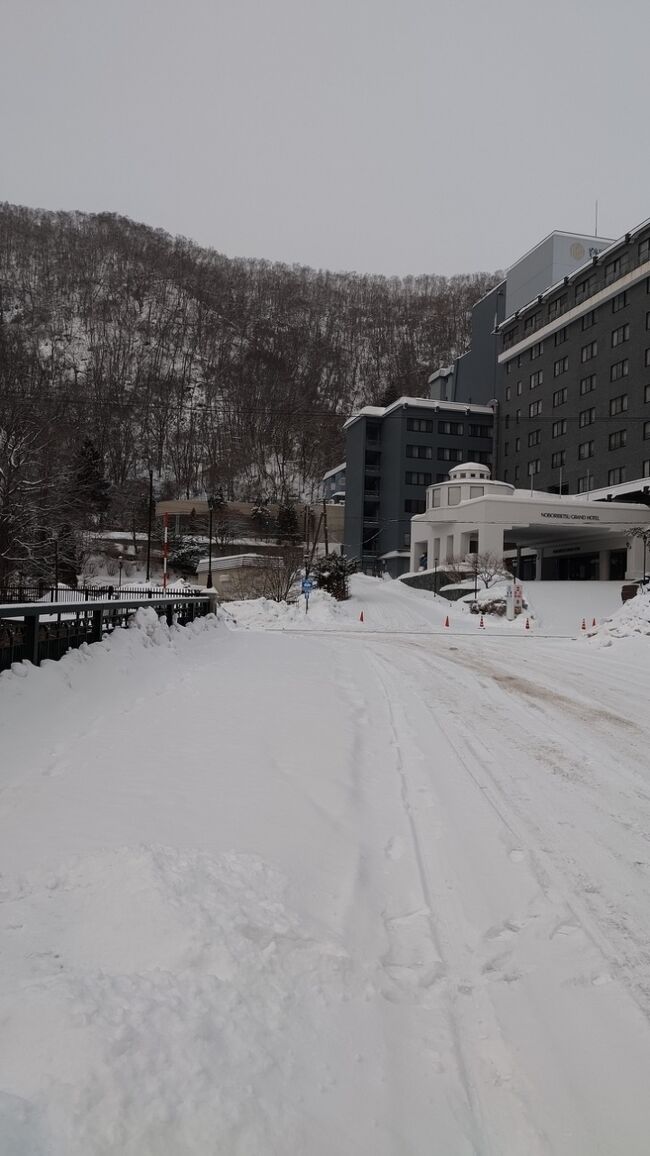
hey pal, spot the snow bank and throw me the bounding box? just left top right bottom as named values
left=589, top=585, right=650, bottom=644
left=224, top=588, right=355, bottom=630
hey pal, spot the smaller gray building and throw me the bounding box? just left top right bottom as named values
left=321, top=462, right=346, bottom=502
left=343, top=397, right=494, bottom=576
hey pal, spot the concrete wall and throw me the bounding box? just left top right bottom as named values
left=505, top=233, right=611, bottom=316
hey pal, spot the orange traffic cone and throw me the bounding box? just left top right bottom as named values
left=581, top=618, right=586, bottom=631
left=525, top=617, right=530, bottom=630
left=479, top=614, right=485, bottom=629
left=444, top=615, right=450, bottom=628
left=359, top=611, right=364, bottom=623
left=592, top=617, right=597, bottom=627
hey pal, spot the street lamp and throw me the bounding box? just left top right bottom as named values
left=118, top=556, right=124, bottom=590
left=146, top=468, right=154, bottom=582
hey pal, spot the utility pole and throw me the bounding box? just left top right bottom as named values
left=146, top=469, right=154, bottom=582
left=322, top=498, right=329, bottom=554
left=206, top=503, right=214, bottom=588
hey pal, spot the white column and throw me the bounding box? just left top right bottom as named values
left=477, top=523, right=504, bottom=558
left=626, top=536, right=646, bottom=580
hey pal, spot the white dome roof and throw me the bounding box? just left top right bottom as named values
left=448, top=462, right=491, bottom=478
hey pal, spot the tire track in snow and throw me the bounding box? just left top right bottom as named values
left=365, top=649, right=549, bottom=1156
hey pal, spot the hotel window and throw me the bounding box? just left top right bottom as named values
left=581, top=341, right=597, bottom=362
left=605, top=257, right=622, bottom=284
left=577, top=476, right=591, bottom=493
left=405, top=471, right=432, bottom=485
left=438, top=421, right=463, bottom=435
left=468, top=423, right=491, bottom=437
left=530, top=341, right=544, bottom=360
left=530, top=370, right=543, bottom=389
left=580, top=374, right=596, bottom=395
left=609, top=394, right=628, bottom=416
left=646, top=349, right=650, bottom=367
left=552, top=419, right=567, bottom=438
left=528, top=459, right=541, bottom=476
left=553, top=356, right=569, bottom=377
left=437, top=448, right=463, bottom=462
left=644, top=421, right=650, bottom=440
left=506, top=361, right=513, bottom=374
left=579, top=407, right=595, bottom=427
left=528, top=429, right=541, bottom=447
left=406, top=418, right=433, bottom=432
left=548, top=295, right=567, bottom=320
left=504, top=441, right=509, bottom=457
left=610, top=359, right=629, bottom=382
left=516, top=380, right=523, bottom=395
left=552, top=387, right=568, bottom=407
left=578, top=441, right=594, bottom=459
left=608, top=467, right=626, bottom=485
left=406, top=444, right=433, bottom=458
left=611, top=323, right=630, bottom=347
left=551, top=450, right=565, bottom=468
left=639, top=238, right=650, bottom=263
left=515, top=437, right=521, bottom=452
left=504, top=414, right=510, bottom=429
left=609, top=430, right=627, bottom=451
left=554, top=327, right=568, bottom=346
left=529, top=400, right=542, bottom=417
left=524, top=311, right=542, bottom=334
left=645, top=384, right=650, bottom=404
left=581, top=310, right=597, bottom=330
left=612, top=290, right=628, bottom=313
left=505, top=386, right=512, bottom=401
left=646, top=312, right=650, bottom=331
left=644, top=460, right=650, bottom=478
left=515, top=410, right=521, bottom=424
left=576, top=275, right=596, bottom=302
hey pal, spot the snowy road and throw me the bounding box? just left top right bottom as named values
left=2, top=581, right=650, bottom=1153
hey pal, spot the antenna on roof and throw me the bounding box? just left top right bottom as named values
left=594, top=199, right=599, bottom=237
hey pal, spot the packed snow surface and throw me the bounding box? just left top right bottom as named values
left=2, top=580, right=650, bottom=1153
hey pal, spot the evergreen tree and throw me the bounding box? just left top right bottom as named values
left=312, top=553, right=356, bottom=600
left=276, top=501, right=300, bottom=545
left=73, top=439, right=111, bottom=521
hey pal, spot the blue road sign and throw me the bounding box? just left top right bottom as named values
left=302, top=579, right=313, bottom=594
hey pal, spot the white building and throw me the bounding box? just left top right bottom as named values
left=410, top=463, right=650, bottom=582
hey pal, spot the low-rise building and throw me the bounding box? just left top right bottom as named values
left=410, top=462, right=650, bottom=581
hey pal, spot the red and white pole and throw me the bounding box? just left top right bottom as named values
left=162, top=512, right=169, bottom=590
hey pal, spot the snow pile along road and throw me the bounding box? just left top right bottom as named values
left=589, top=584, right=650, bottom=642
left=3, top=579, right=650, bottom=1153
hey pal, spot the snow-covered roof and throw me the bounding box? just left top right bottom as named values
left=499, top=217, right=650, bottom=328
left=344, top=397, right=494, bottom=430
left=196, top=553, right=266, bottom=571
left=322, top=462, right=346, bottom=480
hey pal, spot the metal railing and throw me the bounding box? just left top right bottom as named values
left=0, top=583, right=202, bottom=605
left=0, top=592, right=213, bottom=674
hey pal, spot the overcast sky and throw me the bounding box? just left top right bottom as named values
left=1, top=0, right=648, bottom=276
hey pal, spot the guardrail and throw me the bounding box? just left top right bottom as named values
left=0, top=584, right=200, bottom=605
left=0, top=593, right=214, bottom=674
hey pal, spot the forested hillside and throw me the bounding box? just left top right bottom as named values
left=0, top=202, right=498, bottom=581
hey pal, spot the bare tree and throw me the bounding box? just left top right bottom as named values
left=472, top=552, right=508, bottom=589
